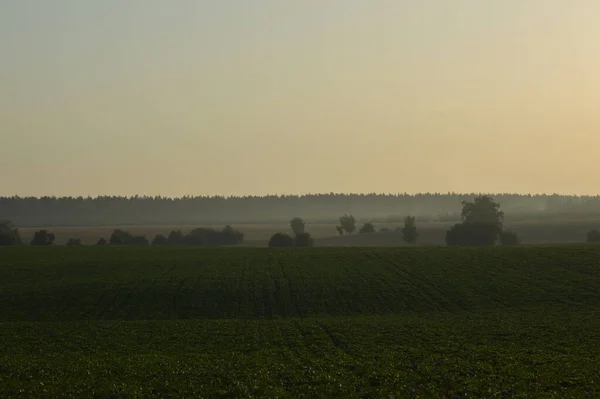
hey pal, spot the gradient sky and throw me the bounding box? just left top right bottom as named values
left=2, top=0, right=599, bottom=197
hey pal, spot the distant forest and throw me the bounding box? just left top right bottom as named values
left=1, top=193, right=600, bottom=227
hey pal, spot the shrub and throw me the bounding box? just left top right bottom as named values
left=30, top=230, right=55, bottom=246
left=151, top=234, right=168, bottom=246
left=358, top=222, right=375, bottom=234
left=109, top=229, right=133, bottom=245
left=65, top=238, right=82, bottom=247
left=0, top=222, right=21, bottom=246
left=268, top=232, right=294, bottom=248
left=294, top=232, right=314, bottom=247
left=446, top=223, right=499, bottom=247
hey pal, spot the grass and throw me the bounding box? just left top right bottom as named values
left=1, top=245, right=600, bottom=397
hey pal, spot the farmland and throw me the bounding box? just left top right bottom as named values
left=1, top=246, right=600, bottom=397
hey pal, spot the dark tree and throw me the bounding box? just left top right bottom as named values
left=401, top=216, right=418, bottom=244
left=500, top=231, right=519, bottom=246
left=180, top=226, right=244, bottom=246
left=358, top=222, right=375, bottom=234
left=268, top=232, right=294, bottom=248
left=289, top=217, right=305, bottom=236
left=167, top=230, right=184, bottom=245
left=339, top=214, right=356, bottom=235
left=65, top=238, right=82, bottom=246
left=446, top=222, right=500, bottom=246
left=30, top=230, right=55, bottom=246
left=96, top=238, right=107, bottom=245
left=0, top=221, right=21, bottom=246
left=294, top=232, right=314, bottom=247
left=151, top=234, right=168, bottom=246
left=587, top=229, right=600, bottom=242
left=109, top=229, right=133, bottom=245
left=446, top=196, right=504, bottom=246
left=221, top=225, right=244, bottom=245
left=336, top=226, right=344, bottom=236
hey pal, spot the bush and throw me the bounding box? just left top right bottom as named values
left=30, top=230, right=55, bottom=246
left=96, top=238, right=107, bottom=246
left=167, top=230, right=184, bottom=245
left=268, top=232, right=294, bottom=248
left=65, top=238, right=82, bottom=247
left=587, top=229, right=600, bottom=243
left=0, top=222, right=21, bottom=246
left=500, top=231, right=519, bottom=246
left=109, top=229, right=133, bottom=245
left=294, top=232, right=314, bottom=247
left=151, top=234, right=168, bottom=246
left=358, top=222, right=375, bottom=234
left=446, top=223, right=499, bottom=247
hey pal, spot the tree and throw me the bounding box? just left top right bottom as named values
left=587, top=229, right=600, bottom=243
left=96, top=238, right=107, bottom=245
left=358, top=222, right=375, bottom=234
left=460, top=195, right=505, bottom=226
left=220, top=225, right=244, bottom=245
left=290, top=217, right=305, bottom=236
left=0, top=221, right=21, bottom=246
left=268, top=232, right=294, bottom=248
left=167, top=230, right=184, bottom=245
left=339, top=214, right=356, bottom=235
left=336, top=226, right=344, bottom=236
left=151, top=234, right=168, bottom=246
left=500, top=231, right=519, bottom=246
left=130, top=235, right=149, bottom=246
left=30, top=230, right=55, bottom=246
left=401, top=216, right=418, bottom=244
left=446, top=196, right=504, bottom=246
left=294, top=232, right=314, bottom=247
left=65, top=238, right=82, bottom=246
left=109, top=229, right=133, bottom=245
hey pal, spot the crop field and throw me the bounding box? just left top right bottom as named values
left=1, top=246, right=600, bottom=397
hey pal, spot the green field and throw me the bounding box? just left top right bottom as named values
left=1, top=246, right=600, bottom=398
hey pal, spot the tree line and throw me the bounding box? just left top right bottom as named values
left=2, top=193, right=600, bottom=226
left=3, top=195, right=600, bottom=247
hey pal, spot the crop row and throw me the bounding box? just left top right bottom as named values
left=1, top=245, right=600, bottom=321
left=1, top=310, right=599, bottom=398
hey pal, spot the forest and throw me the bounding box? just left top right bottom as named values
left=1, top=193, right=600, bottom=226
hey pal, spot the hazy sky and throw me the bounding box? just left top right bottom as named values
left=2, top=1, right=599, bottom=197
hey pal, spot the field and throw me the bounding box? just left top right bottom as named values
left=17, top=216, right=600, bottom=246
left=1, top=246, right=600, bottom=397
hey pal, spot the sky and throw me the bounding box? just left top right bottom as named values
left=1, top=0, right=600, bottom=197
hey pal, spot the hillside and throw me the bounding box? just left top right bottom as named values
left=2, top=245, right=599, bottom=321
